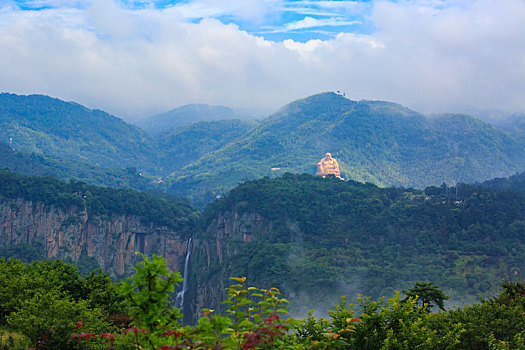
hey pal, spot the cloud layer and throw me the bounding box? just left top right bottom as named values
left=1, top=0, right=525, bottom=120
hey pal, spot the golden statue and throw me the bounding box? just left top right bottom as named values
left=316, top=153, right=341, bottom=178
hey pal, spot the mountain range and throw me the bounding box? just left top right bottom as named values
left=167, top=93, right=525, bottom=205
left=2, top=91, right=525, bottom=207
left=4, top=90, right=525, bottom=323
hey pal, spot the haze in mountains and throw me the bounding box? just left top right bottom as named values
left=189, top=173, right=525, bottom=319
left=2, top=91, right=525, bottom=208
left=136, top=104, right=258, bottom=134
left=3, top=168, right=525, bottom=321
left=167, top=92, right=525, bottom=205
left=491, top=113, right=525, bottom=147
left=0, top=93, right=158, bottom=172
left=158, top=119, right=258, bottom=172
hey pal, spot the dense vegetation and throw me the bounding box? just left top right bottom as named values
left=1, top=256, right=525, bottom=349
left=0, top=93, right=158, bottom=172
left=198, top=173, right=525, bottom=315
left=0, top=258, right=123, bottom=349
left=0, top=168, right=198, bottom=231
left=159, top=119, right=258, bottom=172
left=492, top=112, right=525, bottom=147
left=481, top=170, right=525, bottom=194
left=3, top=92, right=525, bottom=208
left=167, top=92, right=525, bottom=205
left=0, top=142, right=154, bottom=190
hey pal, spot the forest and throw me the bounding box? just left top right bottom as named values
left=195, top=173, right=525, bottom=317
left=1, top=255, right=525, bottom=349
left=0, top=168, right=198, bottom=231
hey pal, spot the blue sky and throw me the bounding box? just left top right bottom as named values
left=2, top=1, right=525, bottom=119
left=11, top=0, right=374, bottom=42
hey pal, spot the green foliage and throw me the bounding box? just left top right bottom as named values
left=0, top=141, right=156, bottom=191
left=6, top=292, right=112, bottom=349
left=0, top=258, right=123, bottom=321
left=166, top=92, right=525, bottom=205
left=431, top=298, right=525, bottom=350
left=402, top=281, right=449, bottom=311
left=118, top=254, right=183, bottom=347
left=198, top=173, right=525, bottom=315
left=0, top=328, right=30, bottom=349
left=159, top=119, right=258, bottom=170
left=2, top=255, right=525, bottom=350
left=0, top=93, right=158, bottom=172
left=482, top=171, right=525, bottom=195
left=295, top=293, right=464, bottom=350
left=0, top=242, right=45, bottom=263
left=0, top=168, right=199, bottom=230
left=0, top=258, right=122, bottom=349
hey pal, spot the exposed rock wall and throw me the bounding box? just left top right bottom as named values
left=189, top=211, right=272, bottom=321
left=0, top=196, right=190, bottom=276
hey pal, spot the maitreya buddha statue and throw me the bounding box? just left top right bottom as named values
left=316, top=153, right=341, bottom=178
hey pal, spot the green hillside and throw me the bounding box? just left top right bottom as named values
left=492, top=112, right=525, bottom=146
left=195, top=173, right=525, bottom=316
left=0, top=93, right=158, bottom=172
left=168, top=92, right=525, bottom=205
left=3, top=92, right=525, bottom=209
left=158, top=119, right=258, bottom=173
left=0, top=142, right=155, bottom=190
left=136, top=104, right=248, bottom=133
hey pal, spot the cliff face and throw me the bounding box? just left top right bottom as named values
left=189, top=211, right=272, bottom=321
left=0, top=195, right=190, bottom=276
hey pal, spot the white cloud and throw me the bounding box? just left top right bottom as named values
left=0, top=0, right=525, bottom=121
left=270, top=16, right=361, bottom=32
left=170, top=0, right=283, bottom=23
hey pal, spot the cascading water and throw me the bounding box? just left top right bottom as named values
left=175, top=237, right=193, bottom=312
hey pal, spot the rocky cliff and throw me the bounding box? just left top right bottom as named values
left=188, top=211, right=272, bottom=321
left=0, top=195, right=191, bottom=276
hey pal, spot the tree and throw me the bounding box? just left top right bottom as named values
left=6, top=291, right=112, bottom=349
left=118, top=254, right=183, bottom=348
left=402, top=281, right=449, bottom=311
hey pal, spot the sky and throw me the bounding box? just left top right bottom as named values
left=1, top=0, right=525, bottom=120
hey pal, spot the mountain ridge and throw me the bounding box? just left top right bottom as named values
left=136, top=103, right=256, bottom=133
left=167, top=92, right=525, bottom=205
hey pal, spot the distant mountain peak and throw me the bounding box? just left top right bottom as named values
left=136, top=103, right=254, bottom=133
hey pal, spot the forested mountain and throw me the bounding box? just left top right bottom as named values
left=158, top=119, right=258, bottom=172
left=136, top=104, right=252, bottom=133
left=492, top=112, right=525, bottom=147
left=167, top=92, right=525, bottom=205
left=3, top=92, right=525, bottom=209
left=0, top=169, right=198, bottom=276
left=0, top=168, right=197, bottom=230
left=0, top=142, right=153, bottom=190
left=191, top=173, right=525, bottom=318
left=0, top=93, right=158, bottom=172
left=3, top=166, right=525, bottom=338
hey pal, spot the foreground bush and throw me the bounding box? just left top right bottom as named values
left=2, top=256, right=525, bottom=349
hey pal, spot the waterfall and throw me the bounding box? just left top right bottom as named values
left=175, top=238, right=193, bottom=312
